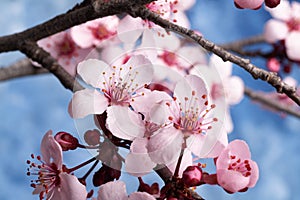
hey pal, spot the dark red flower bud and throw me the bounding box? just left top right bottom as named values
left=182, top=166, right=202, bottom=187
left=84, top=129, right=101, bottom=146
left=265, top=0, right=281, bottom=8
left=92, top=164, right=121, bottom=187
left=54, top=132, right=79, bottom=151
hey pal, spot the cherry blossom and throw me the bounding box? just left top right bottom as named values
left=70, top=16, right=119, bottom=48
left=264, top=0, right=300, bottom=61
left=97, top=181, right=155, bottom=200
left=191, top=55, right=244, bottom=133
left=170, top=0, right=196, bottom=28
left=68, top=55, right=154, bottom=119
left=166, top=74, right=222, bottom=158
left=27, top=130, right=87, bottom=200
left=216, top=140, right=259, bottom=193
left=37, top=31, right=91, bottom=76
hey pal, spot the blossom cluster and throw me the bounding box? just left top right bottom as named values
left=23, top=0, right=281, bottom=199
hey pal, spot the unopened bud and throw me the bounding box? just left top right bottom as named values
left=267, top=58, right=280, bottom=72
left=265, top=0, right=281, bottom=8
left=54, top=132, right=79, bottom=151
left=182, top=166, right=202, bottom=187
left=84, top=129, right=101, bottom=145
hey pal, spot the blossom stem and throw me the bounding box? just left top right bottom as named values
left=67, top=157, right=97, bottom=173
left=174, top=139, right=187, bottom=177
left=78, top=144, right=101, bottom=149
left=80, top=160, right=99, bottom=180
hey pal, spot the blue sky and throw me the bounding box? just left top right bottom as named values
left=0, top=1, right=300, bottom=200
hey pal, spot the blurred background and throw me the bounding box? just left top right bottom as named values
left=0, top=0, right=300, bottom=199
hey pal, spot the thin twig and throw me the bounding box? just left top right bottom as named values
left=128, top=6, right=300, bottom=106
left=245, top=87, right=300, bottom=118
left=220, top=35, right=265, bottom=50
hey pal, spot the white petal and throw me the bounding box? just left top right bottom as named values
left=98, top=181, right=127, bottom=200
left=129, top=192, right=156, bottom=200
left=57, top=173, right=87, bottom=200
left=70, top=25, right=94, bottom=48
left=147, top=127, right=183, bottom=165
left=69, top=89, right=108, bottom=119
left=154, top=32, right=181, bottom=51
left=266, top=0, right=292, bottom=21
left=106, top=106, right=145, bottom=140
left=77, top=59, right=109, bottom=88
left=167, top=149, right=193, bottom=177
left=117, top=15, right=144, bottom=43
left=205, top=129, right=228, bottom=158
left=286, top=32, right=300, bottom=61
left=226, top=76, right=244, bottom=105
left=263, top=20, right=289, bottom=43
left=210, top=54, right=232, bottom=78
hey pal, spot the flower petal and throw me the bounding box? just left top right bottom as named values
left=106, top=105, right=145, bottom=140
left=41, top=130, right=63, bottom=168
left=129, top=192, right=156, bottom=200
left=227, top=140, right=251, bottom=160
left=286, top=32, right=300, bottom=61
left=117, top=15, right=144, bottom=43
left=266, top=0, right=292, bottom=20
left=77, top=59, right=109, bottom=88
left=217, top=169, right=250, bottom=193
left=97, top=181, right=127, bottom=200
left=263, top=19, right=289, bottom=43
left=247, top=160, right=259, bottom=188
left=205, top=129, right=228, bottom=158
left=70, top=25, right=94, bottom=48
left=167, top=149, right=193, bottom=177
left=69, top=89, right=108, bottom=119
left=54, top=173, right=87, bottom=200
left=226, top=76, right=244, bottom=105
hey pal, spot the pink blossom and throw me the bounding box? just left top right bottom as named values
left=216, top=140, right=259, bottom=193
left=266, top=57, right=281, bottom=72
left=170, top=0, right=196, bottom=28
left=97, top=181, right=155, bottom=200
left=182, top=165, right=202, bottom=187
left=37, top=31, right=91, bottom=76
left=70, top=16, right=119, bottom=48
left=191, top=55, right=244, bottom=133
left=68, top=55, right=153, bottom=119
left=264, top=0, right=300, bottom=61
left=234, top=0, right=264, bottom=9
left=27, top=130, right=87, bottom=200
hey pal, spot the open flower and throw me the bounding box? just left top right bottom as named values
left=71, top=16, right=119, bottom=49
left=69, top=55, right=154, bottom=119
left=264, top=0, right=300, bottom=61
left=37, top=31, right=91, bottom=76
left=216, top=140, right=259, bottom=193
left=191, top=55, right=244, bottom=133
left=97, top=181, right=155, bottom=200
left=27, top=130, right=87, bottom=200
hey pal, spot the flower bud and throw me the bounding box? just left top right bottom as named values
left=267, top=58, right=280, bottom=72
left=265, top=0, right=281, bottom=8
left=84, top=129, right=101, bottom=145
left=54, top=131, right=79, bottom=151
left=182, top=166, right=202, bottom=187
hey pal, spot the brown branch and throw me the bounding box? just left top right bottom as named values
left=128, top=6, right=300, bottom=106
left=0, top=58, right=48, bottom=81
left=0, top=0, right=155, bottom=53
left=18, top=41, right=83, bottom=92
left=245, top=87, right=300, bottom=118
left=220, top=35, right=265, bottom=50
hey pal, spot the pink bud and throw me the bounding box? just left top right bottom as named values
left=267, top=58, right=280, bottom=72
left=265, top=0, right=281, bottom=8
left=54, top=132, right=78, bottom=151
left=234, top=0, right=264, bottom=9
left=182, top=166, right=202, bottom=187
left=84, top=129, right=101, bottom=145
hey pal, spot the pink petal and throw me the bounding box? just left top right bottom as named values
left=77, top=59, right=109, bottom=88
left=106, top=106, right=145, bottom=140
left=234, top=0, right=264, bottom=9
left=138, top=29, right=158, bottom=61
left=177, top=46, right=206, bottom=67
left=147, top=127, right=183, bottom=165
left=117, top=15, right=144, bottom=43
left=174, top=75, right=208, bottom=112
left=129, top=192, right=156, bottom=200
left=263, top=20, right=289, bottom=43
left=101, top=45, right=127, bottom=66
left=266, top=0, right=292, bottom=21
left=286, top=32, right=300, bottom=61
left=186, top=134, right=206, bottom=157
left=97, top=181, right=127, bottom=200
left=55, top=173, right=87, bottom=200
left=227, top=140, right=251, bottom=159
left=173, top=11, right=191, bottom=28
left=70, top=25, right=94, bottom=48
left=217, top=169, right=250, bottom=193
left=247, top=160, right=259, bottom=188
left=40, top=130, right=63, bottom=168
left=205, top=129, right=228, bottom=158
left=167, top=149, right=193, bottom=177
left=210, top=54, right=232, bottom=79
left=291, top=1, right=300, bottom=19
left=154, top=32, right=181, bottom=51
left=125, top=139, right=156, bottom=177
left=226, top=76, right=244, bottom=105
left=69, top=89, right=108, bottom=119
left=174, top=0, right=196, bottom=11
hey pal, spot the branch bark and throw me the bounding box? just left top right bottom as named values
left=128, top=6, right=300, bottom=106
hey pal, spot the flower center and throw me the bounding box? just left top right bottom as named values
left=160, top=51, right=178, bottom=66
left=89, top=24, right=116, bottom=41
left=287, top=18, right=300, bottom=31
left=168, top=91, right=217, bottom=135
left=56, top=36, right=75, bottom=56
left=228, top=155, right=252, bottom=177
left=101, top=66, right=144, bottom=105
left=27, top=154, right=61, bottom=198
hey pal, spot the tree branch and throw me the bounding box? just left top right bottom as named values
left=220, top=35, right=265, bottom=50
left=0, top=59, right=48, bottom=81
left=18, top=41, right=83, bottom=92
left=0, top=0, right=155, bottom=53
left=244, top=87, right=300, bottom=118
left=128, top=6, right=300, bottom=106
